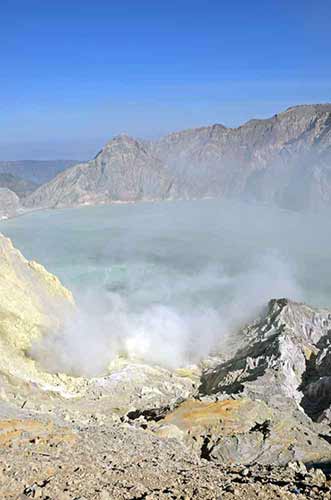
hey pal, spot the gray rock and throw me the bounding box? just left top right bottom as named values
left=23, top=104, right=331, bottom=211
left=151, top=104, right=331, bottom=209
left=200, top=298, right=331, bottom=412
left=0, top=187, right=20, bottom=218
left=24, top=134, right=174, bottom=209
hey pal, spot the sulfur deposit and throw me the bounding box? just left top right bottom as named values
left=0, top=233, right=81, bottom=396
left=0, top=235, right=331, bottom=499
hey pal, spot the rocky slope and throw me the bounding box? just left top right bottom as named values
left=151, top=103, right=331, bottom=208
left=1, top=236, right=331, bottom=498
left=0, top=160, right=78, bottom=217
left=0, top=233, right=79, bottom=394
left=0, top=188, right=21, bottom=219
left=23, top=104, right=331, bottom=211
left=24, top=135, right=174, bottom=208
left=0, top=172, right=37, bottom=219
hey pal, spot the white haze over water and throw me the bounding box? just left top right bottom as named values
left=1, top=198, right=331, bottom=376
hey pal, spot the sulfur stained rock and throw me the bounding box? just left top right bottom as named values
left=0, top=237, right=331, bottom=496
left=160, top=398, right=271, bottom=434
left=154, top=397, right=331, bottom=465
left=0, top=418, right=75, bottom=448
left=0, top=233, right=84, bottom=396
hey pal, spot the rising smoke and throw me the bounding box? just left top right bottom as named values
left=24, top=198, right=310, bottom=377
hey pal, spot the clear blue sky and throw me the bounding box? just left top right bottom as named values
left=0, top=0, right=330, bottom=160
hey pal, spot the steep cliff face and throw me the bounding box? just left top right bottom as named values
left=0, top=234, right=195, bottom=405
left=24, top=135, right=174, bottom=208
left=22, top=104, right=331, bottom=211
left=0, top=188, right=20, bottom=219
left=152, top=104, right=331, bottom=207
left=0, top=233, right=76, bottom=391
left=152, top=298, right=331, bottom=466
left=199, top=298, right=331, bottom=424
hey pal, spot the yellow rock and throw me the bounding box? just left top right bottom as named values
left=161, top=398, right=272, bottom=435
left=0, top=418, right=76, bottom=447
left=0, top=233, right=84, bottom=396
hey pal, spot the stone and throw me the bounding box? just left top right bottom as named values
left=23, top=104, right=331, bottom=211
left=99, top=491, right=112, bottom=500
left=0, top=233, right=81, bottom=397
left=0, top=188, right=20, bottom=218
left=24, top=135, right=174, bottom=209
left=0, top=239, right=331, bottom=498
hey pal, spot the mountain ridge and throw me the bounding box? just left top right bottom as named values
left=14, top=103, right=331, bottom=211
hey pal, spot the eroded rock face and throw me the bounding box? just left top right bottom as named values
left=0, top=234, right=197, bottom=407
left=1, top=236, right=331, bottom=494
left=301, top=335, right=331, bottom=422
left=151, top=104, right=331, bottom=209
left=200, top=298, right=331, bottom=411
left=24, top=135, right=174, bottom=209
left=154, top=398, right=331, bottom=466
left=0, top=188, right=20, bottom=218
left=0, top=233, right=79, bottom=393
left=119, top=295, right=331, bottom=467
left=23, top=104, right=331, bottom=211
left=160, top=298, right=331, bottom=466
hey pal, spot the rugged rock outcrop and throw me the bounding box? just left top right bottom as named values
left=150, top=104, right=331, bottom=208
left=1, top=237, right=331, bottom=497
left=0, top=173, right=38, bottom=218
left=153, top=397, right=331, bottom=466
left=23, top=104, right=331, bottom=211
left=24, top=135, right=174, bottom=208
left=152, top=298, right=331, bottom=467
left=0, top=188, right=20, bottom=218
left=0, top=234, right=196, bottom=406
left=0, top=233, right=77, bottom=392
left=199, top=298, right=331, bottom=417
left=114, top=299, right=331, bottom=469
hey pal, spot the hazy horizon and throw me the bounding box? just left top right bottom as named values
left=1, top=1, right=330, bottom=160
left=2, top=100, right=331, bottom=162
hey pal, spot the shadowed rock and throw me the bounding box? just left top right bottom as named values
left=200, top=298, right=331, bottom=411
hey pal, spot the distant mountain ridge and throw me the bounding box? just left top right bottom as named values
left=23, top=135, right=173, bottom=208
left=0, top=173, right=37, bottom=197
left=0, top=159, right=80, bottom=218
left=14, top=103, right=331, bottom=211
left=0, top=159, right=79, bottom=185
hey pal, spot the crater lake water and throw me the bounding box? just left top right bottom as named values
left=1, top=199, right=331, bottom=374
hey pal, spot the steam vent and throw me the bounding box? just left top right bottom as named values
left=0, top=232, right=330, bottom=498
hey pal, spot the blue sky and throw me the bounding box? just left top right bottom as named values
left=0, top=0, right=330, bottom=159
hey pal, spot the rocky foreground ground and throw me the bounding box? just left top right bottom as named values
left=1, top=413, right=330, bottom=499
left=0, top=233, right=331, bottom=498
